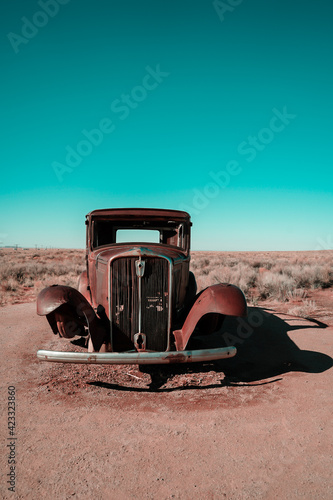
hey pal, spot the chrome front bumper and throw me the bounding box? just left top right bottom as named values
left=37, top=347, right=236, bottom=365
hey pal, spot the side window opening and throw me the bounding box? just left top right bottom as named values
left=93, top=221, right=116, bottom=248
left=178, top=224, right=184, bottom=248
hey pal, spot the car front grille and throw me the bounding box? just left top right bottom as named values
left=111, top=256, right=170, bottom=351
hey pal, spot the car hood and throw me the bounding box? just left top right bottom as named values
left=92, top=244, right=188, bottom=265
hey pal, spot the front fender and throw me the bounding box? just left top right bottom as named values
left=37, top=285, right=107, bottom=351
left=173, top=283, right=247, bottom=351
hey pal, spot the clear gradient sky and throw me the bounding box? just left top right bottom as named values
left=1, top=0, right=332, bottom=250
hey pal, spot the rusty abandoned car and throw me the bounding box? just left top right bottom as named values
left=37, top=208, right=247, bottom=365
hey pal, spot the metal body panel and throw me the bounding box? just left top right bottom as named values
left=37, top=285, right=94, bottom=317
left=37, top=346, right=236, bottom=364
left=173, top=284, right=247, bottom=351
left=77, top=270, right=91, bottom=302
left=91, top=244, right=188, bottom=266
left=37, top=285, right=107, bottom=351
left=86, top=207, right=191, bottom=222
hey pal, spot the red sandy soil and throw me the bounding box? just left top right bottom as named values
left=0, top=300, right=332, bottom=499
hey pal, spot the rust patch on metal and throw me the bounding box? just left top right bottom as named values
left=163, top=353, right=188, bottom=363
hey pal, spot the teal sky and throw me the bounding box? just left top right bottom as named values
left=1, top=0, right=332, bottom=250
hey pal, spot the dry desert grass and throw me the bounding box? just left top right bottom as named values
left=0, top=248, right=85, bottom=306
left=190, top=250, right=333, bottom=319
left=0, top=248, right=332, bottom=320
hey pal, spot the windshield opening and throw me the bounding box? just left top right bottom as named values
left=116, top=229, right=160, bottom=244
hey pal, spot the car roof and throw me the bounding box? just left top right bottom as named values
left=86, top=208, right=191, bottom=222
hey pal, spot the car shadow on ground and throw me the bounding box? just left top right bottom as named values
left=89, top=307, right=333, bottom=391
left=190, top=307, right=333, bottom=383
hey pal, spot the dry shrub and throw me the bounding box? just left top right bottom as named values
left=3, top=277, right=18, bottom=291
left=251, top=260, right=274, bottom=270
left=286, top=288, right=308, bottom=301
left=213, top=262, right=257, bottom=294
left=283, top=264, right=332, bottom=288
left=287, top=300, right=317, bottom=319
left=257, top=272, right=296, bottom=301
left=193, top=262, right=257, bottom=295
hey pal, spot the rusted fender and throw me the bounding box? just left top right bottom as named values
left=173, top=284, right=247, bottom=351
left=37, top=285, right=87, bottom=316
left=37, top=285, right=107, bottom=351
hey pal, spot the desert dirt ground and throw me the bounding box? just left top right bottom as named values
left=1, top=300, right=332, bottom=499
